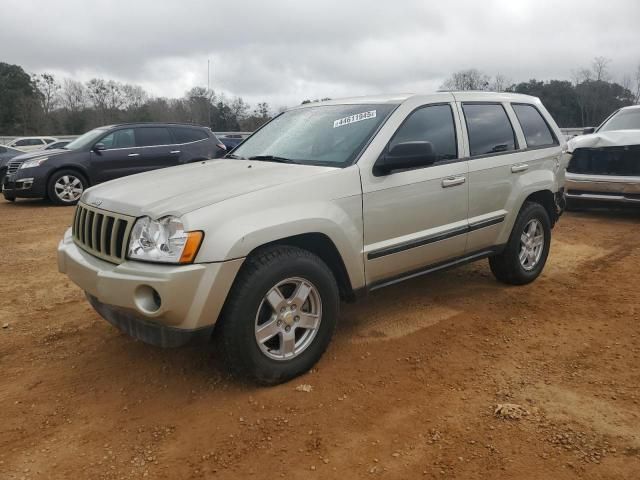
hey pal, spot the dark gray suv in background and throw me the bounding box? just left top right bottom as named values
left=2, top=123, right=226, bottom=205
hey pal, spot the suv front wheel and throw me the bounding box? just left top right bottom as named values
left=47, top=169, right=87, bottom=206
left=217, top=245, right=339, bottom=385
left=489, top=201, right=551, bottom=285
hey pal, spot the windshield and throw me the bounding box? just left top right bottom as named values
left=65, top=128, right=109, bottom=151
left=599, top=109, right=640, bottom=132
left=231, top=104, right=397, bottom=166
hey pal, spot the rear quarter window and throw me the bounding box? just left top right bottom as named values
left=136, top=127, right=173, bottom=147
left=512, top=104, right=557, bottom=148
left=462, top=103, right=517, bottom=157
left=170, top=127, right=209, bottom=143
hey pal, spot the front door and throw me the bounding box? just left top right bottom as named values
left=90, top=128, right=140, bottom=183
left=361, top=103, right=469, bottom=286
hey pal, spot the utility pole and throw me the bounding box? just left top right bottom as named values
left=207, top=59, right=211, bottom=128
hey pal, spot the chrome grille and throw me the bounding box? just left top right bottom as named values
left=72, top=203, right=135, bottom=264
left=7, top=159, right=24, bottom=175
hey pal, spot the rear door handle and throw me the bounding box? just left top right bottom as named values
left=169, top=150, right=181, bottom=154
left=441, top=176, right=466, bottom=188
left=511, top=163, right=529, bottom=173
left=127, top=153, right=140, bottom=157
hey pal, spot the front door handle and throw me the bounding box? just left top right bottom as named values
left=511, top=163, right=529, bottom=173
left=441, top=176, right=466, bottom=188
left=169, top=150, right=181, bottom=154
left=127, top=153, right=140, bottom=157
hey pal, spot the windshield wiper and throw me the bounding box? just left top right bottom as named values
left=247, top=155, right=299, bottom=164
left=226, top=153, right=245, bottom=159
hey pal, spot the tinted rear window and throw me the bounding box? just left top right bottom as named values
left=463, top=103, right=516, bottom=157
left=512, top=104, right=556, bottom=148
left=136, top=127, right=173, bottom=147
left=170, top=127, right=209, bottom=143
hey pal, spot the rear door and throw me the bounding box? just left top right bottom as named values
left=459, top=100, right=559, bottom=253
left=89, top=128, right=139, bottom=183
left=169, top=126, right=213, bottom=161
left=136, top=126, right=182, bottom=170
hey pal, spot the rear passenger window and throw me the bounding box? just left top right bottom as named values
left=136, top=127, right=173, bottom=147
left=512, top=104, right=557, bottom=148
left=170, top=127, right=208, bottom=143
left=462, top=104, right=516, bottom=157
left=389, top=104, right=458, bottom=161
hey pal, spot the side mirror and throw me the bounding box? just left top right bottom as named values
left=375, top=141, right=436, bottom=175
left=582, top=127, right=595, bottom=135
left=93, top=143, right=106, bottom=152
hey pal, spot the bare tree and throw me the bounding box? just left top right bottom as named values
left=491, top=74, right=511, bottom=92
left=254, top=102, right=271, bottom=118
left=592, top=56, right=611, bottom=82
left=571, top=68, right=592, bottom=86
left=186, top=86, right=215, bottom=125
left=441, top=69, right=490, bottom=91
left=60, top=79, right=87, bottom=112
left=33, top=73, right=60, bottom=116
left=121, top=84, right=147, bottom=111
left=229, top=97, right=250, bottom=121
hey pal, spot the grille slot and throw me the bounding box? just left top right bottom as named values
left=7, top=159, right=24, bottom=175
left=72, top=203, right=135, bottom=264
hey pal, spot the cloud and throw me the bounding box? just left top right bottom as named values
left=2, top=0, right=639, bottom=108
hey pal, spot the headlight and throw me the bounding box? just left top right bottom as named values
left=19, top=157, right=49, bottom=169
left=127, top=216, right=203, bottom=264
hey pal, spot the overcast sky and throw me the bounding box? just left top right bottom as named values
left=2, top=0, right=639, bottom=109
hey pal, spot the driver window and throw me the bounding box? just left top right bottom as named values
left=99, top=129, right=135, bottom=149
left=389, top=104, right=458, bottom=162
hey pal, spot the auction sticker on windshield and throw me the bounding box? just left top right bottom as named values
left=333, top=110, right=377, bottom=128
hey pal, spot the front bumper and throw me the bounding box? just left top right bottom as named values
left=57, top=228, right=244, bottom=345
left=2, top=171, right=47, bottom=199
left=566, top=172, right=640, bottom=204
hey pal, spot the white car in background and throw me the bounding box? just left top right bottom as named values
left=566, top=105, right=640, bottom=205
left=5, top=136, right=58, bottom=152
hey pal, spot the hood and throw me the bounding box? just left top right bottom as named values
left=11, top=149, right=68, bottom=162
left=568, top=130, right=640, bottom=152
left=81, top=159, right=336, bottom=218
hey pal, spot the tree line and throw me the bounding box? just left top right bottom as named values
left=1, top=56, right=639, bottom=135
left=0, top=62, right=275, bottom=135
left=441, top=57, right=640, bottom=127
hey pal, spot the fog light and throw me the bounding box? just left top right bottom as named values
left=17, top=178, right=34, bottom=189
left=134, top=285, right=162, bottom=314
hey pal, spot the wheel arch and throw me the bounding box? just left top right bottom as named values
left=522, top=189, right=558, bottom=227
left=246, top=232, right=356, bottom=302
left=46, top=164, right=92, bottom=188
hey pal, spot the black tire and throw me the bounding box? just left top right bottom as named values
left=47, top=169, right=88, bottom=206
left=217, top=245, right=339, bottom=385
left=489, top=202, right=551, bottom=285
left=3, top=195, right=16, bottom=202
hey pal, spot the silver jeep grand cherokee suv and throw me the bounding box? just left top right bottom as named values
left=58, top=92, right=568, bottom=384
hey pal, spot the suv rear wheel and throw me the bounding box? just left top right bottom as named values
left=47, top=170, right=87, bottom=206
left=217, top=245, right=339, bottom=385
left=489, top=201, right=551, bottom=285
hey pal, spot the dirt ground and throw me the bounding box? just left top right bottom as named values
left=0, top=199, right=639, bottom=480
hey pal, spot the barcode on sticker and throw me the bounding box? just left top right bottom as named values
left=333, top=110, right=377, bottom=128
